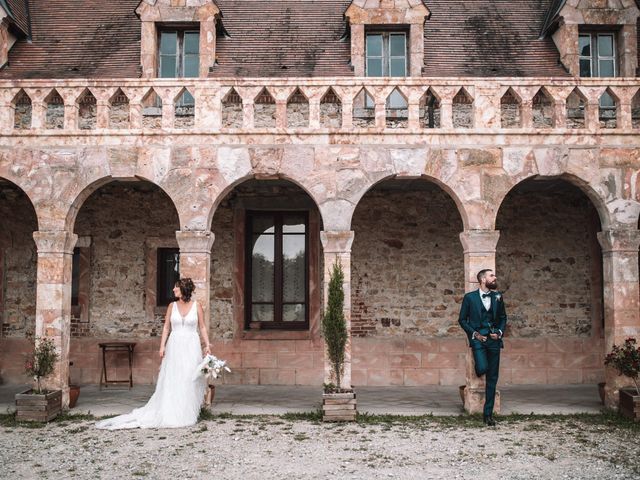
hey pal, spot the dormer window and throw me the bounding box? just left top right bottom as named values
left=365, top=32, right=407, bottom=77
left=579, top=32, right=616, bottom=77
left=159, top=28, right=200, bottom=78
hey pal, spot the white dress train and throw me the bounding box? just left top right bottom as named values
left=96, top=301, right=206, bottom=429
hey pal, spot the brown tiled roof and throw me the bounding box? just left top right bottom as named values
left=3, top=0, right=30, bottom=37
left=211, top=0, right=353, bottom=77
left=0, top=0, right=140, bottom=79
left=423, top=0, right=569, bottom=77
left=1, top=0, right=573, bottom=79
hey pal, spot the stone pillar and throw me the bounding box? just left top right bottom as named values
left=597, top=229, right=640, bottom=408
left=350, top=24, right=365, bottom=76
left=33, top=231, right=78, bottom=408
left=320, top=231, right=355, bottom=389
left=176, top=230, right=215, bottom=330
left=459, top=230, right=501, bottom=414
left=140, top=21, right=157, bottom=78
left=440, top=100, right=453, bottom=129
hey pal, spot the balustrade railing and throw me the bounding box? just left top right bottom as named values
left=1, top=78, right=639, bottom=134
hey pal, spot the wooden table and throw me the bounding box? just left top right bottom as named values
left=99, top=342, right=136, bottom=390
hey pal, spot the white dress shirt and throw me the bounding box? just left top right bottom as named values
left=479, top=288, right=491, bottom=311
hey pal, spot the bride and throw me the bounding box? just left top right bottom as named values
left=96, top=278, right=210, bottom=429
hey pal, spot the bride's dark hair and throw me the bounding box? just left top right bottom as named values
left=175, top=278, right=195, bottom=302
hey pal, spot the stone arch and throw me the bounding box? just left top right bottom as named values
left=66, top=175, right=182, bottom=233
left=206, top=171, right=324, bottom=232
left=0, top=177, right=39, bottom=345
left=495, top=176, right=605, bottom=385
left=347, top=174, right=470, bottom=232
left=349, top=176, right=466, bottom=386
left=492, top=172, right=611, bottom=232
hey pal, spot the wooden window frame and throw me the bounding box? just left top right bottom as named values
left=365, top=30, right=408, bottom=78
left=579, top=31, right=617, bottom=78
left=156, top=247, right=180, bottom=307
left=244, top=211, right=310, bottom=331
left=157, top=26, right=200, bottom=79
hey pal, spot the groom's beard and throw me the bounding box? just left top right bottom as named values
left=486, top=280, right=498, bottom=290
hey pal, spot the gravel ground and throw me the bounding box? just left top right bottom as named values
left=1, top=413, right=638, bottom=479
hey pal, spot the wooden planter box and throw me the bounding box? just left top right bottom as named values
left=619, top=388, right=640, bottom=421
left=322, top=391, right=357, bottom=422
left=15, top=389, right=62, bottom=422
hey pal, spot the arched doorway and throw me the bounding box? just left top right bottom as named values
left=208, top=179, right=324, bottom=385
left=350, top=178, right=465, bottom=386
left=69, top=180, right=180, bottom=385
left=0, top=179, right=38, bottom=384
left=495, top=177, right=603, bottom=386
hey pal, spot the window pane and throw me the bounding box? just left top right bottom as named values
left=390, top=58, right=406, bottom=77
left=251, top=234, right=274, bottom=302
left=579, top=35, right=591, bottom=57
left=283, top=235, right=305, bottom=303
left=177, top=90, right=195, bottom=107
left=158, top=248, right=180, bottom=306
left=598, top=35, right=614, bottom=57
left=252, top=215, right=275, bottom=234
left=387, top=89, right=407, bottom=109
left=599, top=91, right=615, bottom=108
left=389, top=34, right=406, bottom=57
left=160, top=56, right=177, bottom=78
left=366, top=34, right=383, bottom=57
left=160, top=32, right=177, bottom=55
left=184, top=32, right=200, bottom=54
left=579, top=58, right=591, bottom=77
left=71, top=248, right=80, bottom=306
left=252, top=304, right=274, bottom=323
left=599, top=59, right=615, bottom=78
left=283, top=215, right=305, bottom=233
left=367, top=58, right=383, bottom=77
left=283, top=304, right=305, bottom=322
left=184, top=55, right=199, bottom=78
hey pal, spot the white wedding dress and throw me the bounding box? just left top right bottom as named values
left=96, top=301, right=206, bottom=429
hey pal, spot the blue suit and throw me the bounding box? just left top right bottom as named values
left=458, top=290, right=507, bottom=417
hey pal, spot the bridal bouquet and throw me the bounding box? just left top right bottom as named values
left=194, top=354, right=231, bottom=381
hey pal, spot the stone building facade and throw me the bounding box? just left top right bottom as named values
left=1, top=0, right=640, bottom=412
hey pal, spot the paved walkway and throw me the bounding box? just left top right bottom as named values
left=0, top=383, right=602, bottom=417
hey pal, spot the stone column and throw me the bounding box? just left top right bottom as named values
left=320, top=231, right=355, bottom=389
left=459, top=230, right=501, bottom=414
left=597, top=229, right=640, bottom=408
left=33, top=231, right=78, bottom=408
left=176, top=230, right=215, bottom=330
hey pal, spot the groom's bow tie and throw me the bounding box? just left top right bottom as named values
left=482, top=293, right=492, bottom=299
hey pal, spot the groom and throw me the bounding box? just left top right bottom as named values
left=458, top=269, right=507, bottom=426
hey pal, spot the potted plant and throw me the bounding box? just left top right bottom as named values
left=604, top=337, right=640, bottom=421
left=15, top=336, right=62, bottom=422
left=321, top=261, right=356, bottom=421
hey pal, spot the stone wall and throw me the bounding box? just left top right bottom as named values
left=73, top=182, right=180, bottom=338
left=351, top=184, right=465, bottom=338
left=0, top=183, right=37, bottom=337
left=209, top=197, right=235, bottom=338
left=496, top=180, right=602, bottom=338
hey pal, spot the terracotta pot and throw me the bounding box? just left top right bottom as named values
left=597, top=382, right=605, bottom=405
left=69, top=385, right=80, bottom=409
